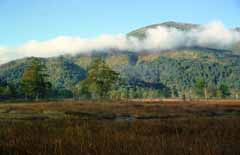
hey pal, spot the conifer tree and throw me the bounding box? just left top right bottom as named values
left=21, top=58, right=51, bottom=100
left=80, top=58, right=119, bottom=99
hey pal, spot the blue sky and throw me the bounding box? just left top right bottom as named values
left=0, top=0, right=239, bottom=45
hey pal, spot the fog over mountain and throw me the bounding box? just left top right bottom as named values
left=0, top=21, right=240, bottom=64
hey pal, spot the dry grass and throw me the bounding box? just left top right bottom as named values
left=0, top=100, right=240, bottom=120
left=0, top=100, right=239, bottom=155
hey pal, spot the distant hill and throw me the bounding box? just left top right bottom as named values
left=1, top=22, right=240, bottom=98
left=128, top=21, right=240, bottom=53
left=1, top=47, right=240, bottom=98
left=128, top=21, right=199, bottom=39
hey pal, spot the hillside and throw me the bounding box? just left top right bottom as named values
left=128, top=21, right=199, bottom=39
left=1, top=22, right=240, bottom=98
left=128, top=21, right=240, bottom=53
left=1, top=47, right=240, bottom=98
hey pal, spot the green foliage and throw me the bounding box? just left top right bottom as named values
left=0, top=80, right=15, bottom=100
left=46, top=57, right=86, bottom=91
left=73, top=80, right=91, bottom=99
left=1, top=21, right=240, bottom=100
left=1, top=47, right=240, bottom=100
left=21, top=58, right=51, bottom=100
left=195, top=79, right=206, bottom=97
left=217, top=84, right=231, bottom=98
left=78, top=58, right=119, bottom=99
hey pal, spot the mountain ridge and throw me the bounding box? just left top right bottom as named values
left=1, top=21, right=240, bottom=98
left=128, top=21, right=199, bottom=38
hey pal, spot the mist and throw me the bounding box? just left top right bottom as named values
left=0, top=21, right=240, bottom=64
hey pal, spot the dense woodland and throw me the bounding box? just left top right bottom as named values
left=1, top=22, right=240, bottom=101
left=0, top=46, right=240, bottom=101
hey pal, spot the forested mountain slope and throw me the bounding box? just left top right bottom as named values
left=1, top=22, right=240, bottom=98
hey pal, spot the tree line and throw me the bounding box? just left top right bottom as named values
left=0, top=58, right=119, bottom=101
left=0, top=58, right=237, bottom=101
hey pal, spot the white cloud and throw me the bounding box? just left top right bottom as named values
left=0, top=21, right=240, bottom=64
left=0, top=47, right=15, bottom=64
left=134, top=26, right=186, bottom=51
left=189, top=22, right=240, bottom=48
left=135, top=21, right=240, bottom=51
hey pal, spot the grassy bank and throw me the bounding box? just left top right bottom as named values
left=0, top=118, right=240, bottom=155
left=0, top=100, right=239, bottom=155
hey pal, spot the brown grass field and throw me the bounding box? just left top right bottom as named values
left=0, top=100, right=240, bottom=155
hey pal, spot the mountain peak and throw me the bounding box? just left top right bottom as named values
left=127, top=21, right=198, bottom=38
left=160, top=21, right=199, bottom=28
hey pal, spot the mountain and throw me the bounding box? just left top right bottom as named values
left=0, top=56, right=87, bottom=97
left=128, top=21, right=240, bottom=53
left=128, top=21, right=199, bottom=39
left=1, top=22, right=240, bottom=98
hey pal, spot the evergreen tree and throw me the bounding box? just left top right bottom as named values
left=80, top=58, right=119, bottom=99
left=74, top=80, right=91, bottom=99
left=195, top=79, right=208, bottom=99
left=21, top=58, right=51, bottom=100
left=217, top=84, right=231, bottom=98
left=0, top=79, right=16, bottom=100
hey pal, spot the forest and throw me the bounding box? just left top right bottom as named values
left=0, top=48, right=238, bottom=101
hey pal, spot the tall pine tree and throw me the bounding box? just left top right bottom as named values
left=21, top=58, right=51, bottom=101
left=80, top=58, right=119, bottom=99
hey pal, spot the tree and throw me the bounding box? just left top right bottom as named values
left=232, top=80, right=240, bottom=99
left=80, top=58, right=119, bottom=99
left=195, top=79, right=208, bottom=99
left=21, top=58, right=51, bottom=100
left=0, top=79, right=16, bottom=100
left=74, top=80, right=91, bottom=100
left=217, top=84, right=230, bottom=98
left=0, top=86, right=11, bottom=100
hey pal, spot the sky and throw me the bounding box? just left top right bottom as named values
left=0, top=0, right=239, bottom=46
left=0, top=0, right=240, bottom=64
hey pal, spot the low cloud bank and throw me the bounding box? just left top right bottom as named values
left=0, top=21, right=240, bottom=64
